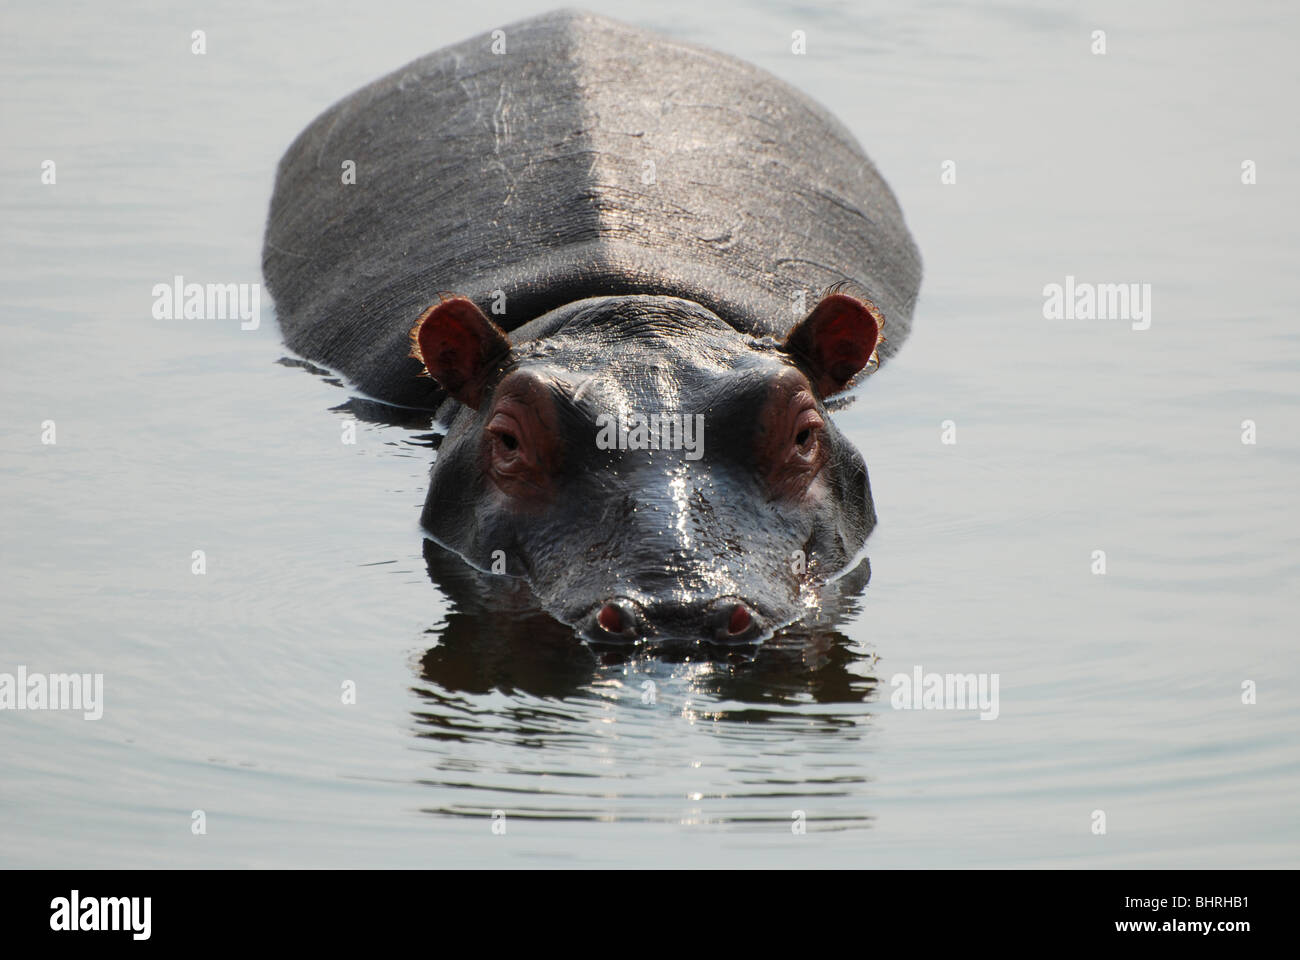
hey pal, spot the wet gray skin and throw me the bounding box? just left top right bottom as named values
left=261, top=11, right=922, bottom=650
left=418, top=295, right=875, bottom=648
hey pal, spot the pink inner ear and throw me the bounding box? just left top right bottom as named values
left=413, top=298, right=509, bottom=407
left=818, top=308, right=878, bottom=383
left=425, top=313, right=476, bottom=384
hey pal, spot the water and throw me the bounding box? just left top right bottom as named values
left=2, top=0, right=1297, bottom=867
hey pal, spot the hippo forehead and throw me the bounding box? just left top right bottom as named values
left=505, top=296, right=791, bottom=410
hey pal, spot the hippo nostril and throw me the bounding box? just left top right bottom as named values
left=727, top=603, right=752, bottom=635
left=598, top=603, right=625, bottom=634
left=588, top=598, right=642, bottom=643
left=707, top=597, right=759, bottom=643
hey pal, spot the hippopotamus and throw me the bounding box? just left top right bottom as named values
left=263, top=9, right=921, bottom=648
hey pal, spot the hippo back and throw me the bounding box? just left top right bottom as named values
left=263, top=8, right=922, bottom=408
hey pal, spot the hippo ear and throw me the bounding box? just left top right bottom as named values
left=410, top=297, right=512, bottom=409
left=784, top=293, right=883, bottom=397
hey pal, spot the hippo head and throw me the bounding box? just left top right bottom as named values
left=410, top=292, right=882, bottom=649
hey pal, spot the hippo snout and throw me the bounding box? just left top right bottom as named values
left=583, top=596, right=762, bottom=646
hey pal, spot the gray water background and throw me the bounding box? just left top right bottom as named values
left=1, top=0, right=1297, bottom=867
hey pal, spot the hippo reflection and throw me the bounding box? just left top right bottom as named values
left=263, top=10, right=921, bottom=646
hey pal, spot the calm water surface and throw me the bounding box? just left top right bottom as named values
left=2, top=0, right=1297, bottom=867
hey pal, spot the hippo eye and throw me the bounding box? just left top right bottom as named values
left=486, top=413, right=525, bottom=470
left=759, top=383, right=828, bottom=500
left=478, top=377, right=560, bottom=499
left=791, top=408, right=824, bottom=460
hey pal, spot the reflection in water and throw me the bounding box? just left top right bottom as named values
left=410, top=538, right=882, bottom=828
